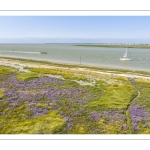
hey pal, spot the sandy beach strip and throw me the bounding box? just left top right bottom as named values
left=0, top=57, right=150, bottom=81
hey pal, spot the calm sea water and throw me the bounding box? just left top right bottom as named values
left=0, top=44, right=150, bottom=72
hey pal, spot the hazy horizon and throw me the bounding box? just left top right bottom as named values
left=1, top=16, right=150, bottom=44
left=0, top=37, right=150, bottom=44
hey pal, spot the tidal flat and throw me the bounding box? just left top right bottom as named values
left=0, top=57, right=150, bottom=134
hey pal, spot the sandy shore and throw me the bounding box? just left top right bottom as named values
left=0, top=57, right=150, bottom=81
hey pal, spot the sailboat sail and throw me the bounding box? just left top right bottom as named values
left=123, top=48, right=128, bottom=58
left=120, top=48, right=131, bottom=60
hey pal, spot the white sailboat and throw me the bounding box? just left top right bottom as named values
left=120, top=48, right=131, bottom=61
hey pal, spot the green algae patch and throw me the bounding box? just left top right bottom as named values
left=1, top=111, right=65, bottom=134
left=17, top=72, right=43, bottom=81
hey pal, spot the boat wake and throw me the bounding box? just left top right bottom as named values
left=0, top=50, right=41, bottom=54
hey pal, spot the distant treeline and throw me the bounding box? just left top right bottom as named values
left=75, top=44, right=150, bottom=49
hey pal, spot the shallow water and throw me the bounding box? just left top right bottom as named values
left=0, top=44, right=150, bottom=71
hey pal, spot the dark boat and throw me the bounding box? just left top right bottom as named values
left=40, top=52, right=47, bottom=54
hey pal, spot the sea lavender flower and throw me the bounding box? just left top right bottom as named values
left=90, top=112, right=102, bottom=121
left=130, top=106, right=149, bottom=131
left=0, top=73, right=99, bottom=124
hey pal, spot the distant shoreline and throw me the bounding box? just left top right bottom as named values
left=1, top=43, right=150, bottom=49
left=75, top=44, right=150, bottom=49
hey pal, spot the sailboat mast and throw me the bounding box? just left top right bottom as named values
left=128, top=48, right=131, bottom=58
left=126, top=48, right=128, bottom=57
left=123, top=48, right=128, bottom=58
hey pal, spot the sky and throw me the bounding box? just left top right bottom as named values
left=0, top=16, right=150, bottom=43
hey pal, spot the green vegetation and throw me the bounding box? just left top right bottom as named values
left=0, top=65, right=18, bottom=75
left=126, top=108, right=132, bottom=133
left=87, top=85, right=137, bottom=109
left=0, top=89, right=4, bottom=99
left=133, top=80, right=150, bottom=111
left=87, top=79, right=137, bottom=110
left=127, top=79, right=150, bottom=133
left=0, top=61, right=150, bottom=134
left=17, top=72, right=43, bottom=81
left=1, top=108, right=65, bottom=134
left=28, top=67, right=88, bottom=81
left=75, top=44, right=150, bottom=49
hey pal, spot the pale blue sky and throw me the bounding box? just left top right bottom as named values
left=0, top=16, right=150, bottom=43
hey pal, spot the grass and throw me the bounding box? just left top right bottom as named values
left=0, top=97, right=65, bottom=134
left=97, top=118, right=127, bottom=134
left=0, top=62, right=150, bottom=134
left=0, top=89, right=4, bottom=99
left=28, top=67, right=88, bottom=81
left=128, top=79, right=150, bottom=133
left=133, top=80, right=150, bottom=109
left=1, top=109, right=65, bottom=134
left=17, top=72, right=43, bottom=81
left=87, top=79, right=137, bottom=110
left=126, top=108, right=132, bottom=133
left=0, top=65, right=18, bottom=75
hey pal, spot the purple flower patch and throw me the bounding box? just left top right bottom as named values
left=90, top=112, right=102, bottom=121
left=130, top=106, right=150, bottom=131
